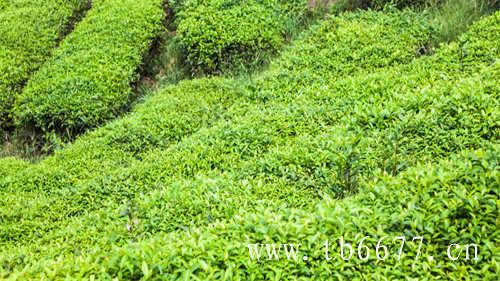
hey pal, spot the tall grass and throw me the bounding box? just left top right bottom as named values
left=429, top=0, right=498, bottom=44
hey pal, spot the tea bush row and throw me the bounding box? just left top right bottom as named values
left=261, top=9, right=433, bottom=84
left=30, top=147, right=497, bottom=280
left=13, top=0, right=164, bottom=140
left=175, top=0, right=308, bottom=75
left=0, top=0, right=89, bottom=129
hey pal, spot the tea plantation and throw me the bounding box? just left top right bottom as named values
left=0, top=0, right=498, bottom=280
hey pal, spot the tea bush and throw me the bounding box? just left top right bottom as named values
left=263, top=9, right=432, bottom=81
left=13, top=0, right=164, bottom=140
left=0, top=0, right=89, bottom=129
left=176, top=0, right=308, bottom=75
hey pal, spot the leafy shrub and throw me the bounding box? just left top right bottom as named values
left=176, top=0, right=307, bottom=75
left=13, top=0, right=164, bottom=140
left=265, top=9, right=432, bottom=81
left=0, top=0, right=89, bottom=129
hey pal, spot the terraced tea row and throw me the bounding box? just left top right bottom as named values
left=47, top=147, right=495, bottom=280
left=174, top=0, right=308, bottom=75
left=14, top=0, right=164, bottom=140
left=0, top=0, right=89, bottom=129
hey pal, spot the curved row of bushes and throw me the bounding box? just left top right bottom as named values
left=262, top=9, right=433, bottom=84
left=13, top=0, right=164, bottom=140
left=37, top=147, right=497, bottom=280
left=0, top=0, right=89, bottom=129
left=171, top=0, right=495, bottom=76
left=0, top=11, right=498, bottom=279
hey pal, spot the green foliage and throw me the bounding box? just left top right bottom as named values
left=0, top=0, right=7, bottom=10
left=0, top=157, right=28, bottom=179
left=0, top=4, right=498, bottom=280
left=9, top=147, right=496, bottom=280
left=266, top=9, right=433, bottom=80
left=332, top=0, right=498, bottom=11
left=0, top=0, right=89, bottom=129
left=51, top=147, right=498, bottom=280
left=176, top=0, right=308, bottom=75
left=429, top=0, right=499, bottom=44
left=13, top=0, right=164, bottom=140
left=0, top=10, right=498, bottom=279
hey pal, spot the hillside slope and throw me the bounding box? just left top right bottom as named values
left=0, top=8, right=498, bottom=280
